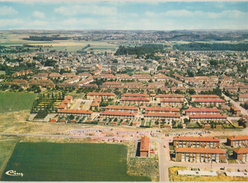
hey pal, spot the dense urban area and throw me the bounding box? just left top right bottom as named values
left=1, top=30, right=248, bottom=182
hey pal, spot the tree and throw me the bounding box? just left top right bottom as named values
left=189, top=89, right=196, bottom=95
left=143, top=66, right=149, bottom=71
left=68, top=115, right=74, bottom=120
left=187, top=69, right=195, bottom=77
left=157, top=65, right=162, bottom=70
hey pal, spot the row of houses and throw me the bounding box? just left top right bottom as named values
left=57, top=95, right=93, bottom=118
left=173, top=135, right=248, bottom=163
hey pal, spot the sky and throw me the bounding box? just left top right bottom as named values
left=0, top=1, right=247, bottom=30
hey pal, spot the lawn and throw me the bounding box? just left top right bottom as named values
left=0, top=71, right=5, bottom=75
left=1, top=142, right=150, bottom=181
left=0, top=92, right=37, bottom=113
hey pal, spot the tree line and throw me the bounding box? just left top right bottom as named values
left=114, top=44, right=166, bottom=58
left=174, top=43, right=248, bottom=51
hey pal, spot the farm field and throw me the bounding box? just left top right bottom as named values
left=0, top=34, right=119, bottom=53
left=1, top=142, right=150, bottom=181
left=0, top=92, right=37, bottom=113
left=0, top=71, right=5, bottom=75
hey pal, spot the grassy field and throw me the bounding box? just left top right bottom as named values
left=0, top=71, right=5, bottom=75
left=0, top=136, right=18, bottom=179
left=1, top=142, right=150, bottom=181
left=0, top=92, right=36, bottom=113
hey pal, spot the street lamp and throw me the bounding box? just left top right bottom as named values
left=211, top=159, right=214, bottom=169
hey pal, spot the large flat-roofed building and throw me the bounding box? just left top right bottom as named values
left=185, top=107, right=220, bottom=116
left=87, top=92, right=115, bottom=100
left=104, top=105, right=139, bottom=114
left=175, top=148, right=226, bottom=163
left=233, top=148, right=248, bottom=162
left=189, top=114, right=227, bottom=123
left=100, top=111, right=135, bottom=119
left=140, top=136, right=150, bottom=157
left=145, top=107, right=180, bottom=114
left=227, top=135, right=248, bottom=147
left=144, top=112, right=180, bottom=122
left=173, top=136, right=220, bottom=148
left=191, top=95, right=220, bottom=102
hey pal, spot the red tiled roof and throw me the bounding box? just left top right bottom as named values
left=102, top=82, right=122, bottom=85
left=175, top=147, right=226, bottom=154
left=239, top=94, right=248, bottom=98
left=227, top=135, right=248, bottom=141
left=120, top=98, right=150, bottom=101
left=233, top=148, right=248, bottom=154
left=156, top=94, right=184, bottom=98
left=194, top=99, right=225, bottom=103
left=87, top=92, right=115, bottom=96
left=140, top=136, right=150, bottom=151
left=50, top=118, right=57, bottom=122
left=144, top=112, right=180, bottom=117
left=185, top=107, right=220, bottom=112
left=160, top=99, right=183, bottom=103
left=231, top=106, right=241, bottom=111
left=190, top=114, right=226, bottom=119
left=58, top=109, right=92, bottom=114
left=105, top=105, right=139, bottom=110
left=58, top=104, right=67, bottom=109
left=173, top=136, right=219, bottom=142
left=122, top=93, right=149, bottom=97
left=65, top=95, right=73, bottom=100
left=78, top=73, right=91, bottom=76
left=100, top=111, right=135, bottom=116
left=191, top=95, right=220, bottom=98
left=145, top=107, right=179, bottom=112
left=63, top=99, right=70, bottom=104
left=49, top=73, right=61, bottom=77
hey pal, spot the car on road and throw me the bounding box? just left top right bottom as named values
left=163, top=145, right=166, bottom=148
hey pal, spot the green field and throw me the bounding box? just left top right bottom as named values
left=0, top=92, right=37, bottom=113
left=0, top=71, right=5, bottom=75
left=1, top=142, right=150, bottom=181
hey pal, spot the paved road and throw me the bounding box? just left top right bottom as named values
left=71, top=99, right=83, bottom=109
left=81, top=100, right=92, bottom=110
left=152, top=138, right=171, bottom=182
left=222, top=94, right=248, bottom=115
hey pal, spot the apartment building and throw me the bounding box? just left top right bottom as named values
left=175, top=148, right=226, bottom=163
left=189, top=114, right=227, bottom=123
left=227, top=135, right=248, bottom=147
left=185, top=107, right=220, bottom=116
left=173, top=136, right=220, bottom=148
left=233, top=148, right=248, bottom=162
left=104, top=105, right=139, bottom=114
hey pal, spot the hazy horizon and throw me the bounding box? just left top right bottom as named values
left=0, top=1, right=247, bottom=30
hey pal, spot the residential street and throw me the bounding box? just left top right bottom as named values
left=222, top=94, right=248, bottom=115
